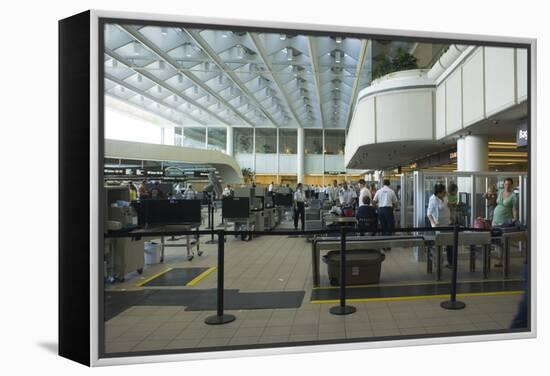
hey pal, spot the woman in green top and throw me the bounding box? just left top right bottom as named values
left=492, top=178, right=518, bottom=226
left=492, top=177, right=519, bottom=267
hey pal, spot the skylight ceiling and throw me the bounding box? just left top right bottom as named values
left=104, top=23, right=445, bottom=129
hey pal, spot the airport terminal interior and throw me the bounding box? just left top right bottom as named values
left=102, top=22, right=530, bottom=355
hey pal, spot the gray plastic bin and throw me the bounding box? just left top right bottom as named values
left=322, top=249, right=385, bottom=286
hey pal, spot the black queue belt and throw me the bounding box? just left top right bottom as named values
left=104, top=225, right=490, bottom=323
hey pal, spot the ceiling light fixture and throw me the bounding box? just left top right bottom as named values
left=159, top=60, right=166, bottom=70
left=137, top=73, right=142, bottom=82
left=161, top=27, right=168, bottom=36
left=236, top=44, right=245, bottom=59
left=287, top=48, right=293, bottom=61
left=218, top=75, right=224, bottom=85
left=335, top=37, right=342, bottom=44
left=221, top=31, right=228, bottom=38
left=193, top=85, right=199, bottom=95
left=335, top=51, right=342, bottom=64
left=111, top=59, right=118, bottom=68
left=133, top=42, right=140, bottom=55
left=178, top=74, right=183, bottom=83
left=280, top=34, right=286, bottom=41
left=183, top=43, right=193, bottom=58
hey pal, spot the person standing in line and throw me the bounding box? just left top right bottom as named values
left=356, top=196, right=378, bottom=236
left=268, top=181, right=274, bottom=196
left=427, top=183, right=453, bottom=268
left=358, top=179, right=372, bottom=207
left=373, top=179, right=398, bottom=236
left=128, top=182, right=138, bottom=201
left=338, top=181, right=357, bottom=207
left=483, top=184, right=498, bottom=221
left=182, top=184, right=196, bottom=200
left=293, top=183, right=306, bottom=231
left=369, top=183, right=378, bottom=203
left=138, top=180, right=149, bottom=200
left=222, top=184, right=232, bottom=197
left=492, top=177, right=519, bottom=267
left=329, top=179, right=340, bottom=205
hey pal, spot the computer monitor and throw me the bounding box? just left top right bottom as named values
left=135, top=199, right=201, bottom=226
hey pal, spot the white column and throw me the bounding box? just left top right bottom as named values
left=297, top=127, right=305, bottom=184
left=204, top=127, right=208, bottom=150
left=252, top=127, right=256, bottom=174
left=276, top=128, right=280, bottom=183
left=465, top=135, right=488, bottom=171
left=226, top=126, right=234, bottom=156
left=456, top=137, right=467, bottom=171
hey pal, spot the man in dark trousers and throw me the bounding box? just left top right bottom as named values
left=373, top=179, right=398, bottom=236
left=293, top=182, right=306, bottom=230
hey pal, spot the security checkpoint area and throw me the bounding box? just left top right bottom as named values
left=103, top=171, right=528, bottom=355
left=96, top=17, right=531, bottom=359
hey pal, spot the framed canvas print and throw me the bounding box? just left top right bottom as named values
left=59, top=9, right=536, bottom=366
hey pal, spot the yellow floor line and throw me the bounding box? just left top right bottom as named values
left=186, top=267, right=217, bottom=287
left=134, top=267, right=173, bottom=287
left=309, top=290, right=523, bottom=304
left=311, top=279, right=522, bottom=290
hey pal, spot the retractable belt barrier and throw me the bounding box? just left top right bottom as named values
left=104, top=225, right=507, bottom=323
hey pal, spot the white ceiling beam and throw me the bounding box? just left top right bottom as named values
left=344, top=40, right=369, bottom=130
left=117, top=24, right=254, bottom=127
left=184, top=28, right=280, bottom=127
left=306, top=36, right=325, bottom=130
left=105, top=47, right=229, bottom=125
left=105, top=73, right=206, bottom=125
left=249, top=33, right=305, bottom=128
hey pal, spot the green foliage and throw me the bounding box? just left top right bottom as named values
left=241, top=168, right=255, bottom=183
left=372, top=48, right=418, bottom=80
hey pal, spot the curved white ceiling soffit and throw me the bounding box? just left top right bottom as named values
left=104, top=139, right=244, bottom=183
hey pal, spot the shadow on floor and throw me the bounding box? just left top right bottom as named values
left=37, top=341, right=58, bottom=354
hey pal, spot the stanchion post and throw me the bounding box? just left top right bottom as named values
left=441, top=224, right=466, bottom=310
left=205, top=202, right=217, bottom=245
left=330, top=226, right=356, bottom=315
left=205, top=231, right=236, bottom=325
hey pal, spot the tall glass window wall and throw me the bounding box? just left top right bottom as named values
left=305, top=129, right=323, bottom=154
left=255, top=128, right=277, bottom=153
left=182, top=127, right=206, bottom=149
left=207, top=128, right=227, bottom=152
left=324, top=130, right=345, bottom=155
left=234, top=128, right=254, bottom=154
left=279, top=129, right=297, bottom=154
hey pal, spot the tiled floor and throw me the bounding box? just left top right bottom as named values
left=104, top=215, right=526, bottom=354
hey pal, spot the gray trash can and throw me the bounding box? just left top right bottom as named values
left=322, top=249, right=385, bottom=286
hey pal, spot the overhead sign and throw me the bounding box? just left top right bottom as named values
left=517, top=122, right=528, bottom=147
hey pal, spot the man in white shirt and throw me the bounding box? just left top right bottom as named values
left=182, top=184, right=196, bottom=200
left=293, top=183, right=306, bottom=230
left=328, top=180, right=340, bottom=204
left=268, top=182, right=274, bottom=194
left=373, top=179, right=398, bottom=235
left=358, top=178, right=371, bottom=207
left=338, top=181, right=357, bottom=207
left=222, top=184, right=232, bottom=197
